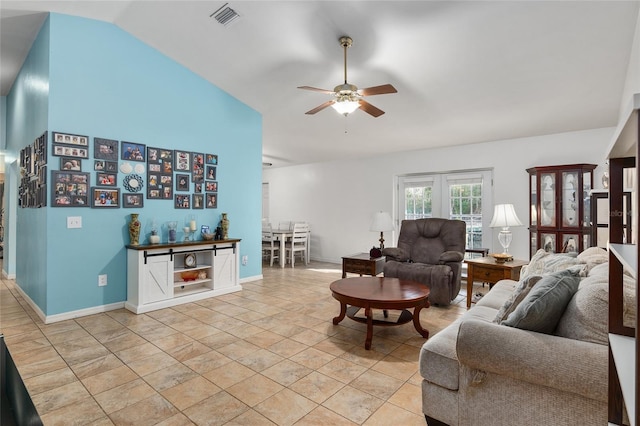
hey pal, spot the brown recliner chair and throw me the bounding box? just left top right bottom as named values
left=382, top=218, right=466, bottom=306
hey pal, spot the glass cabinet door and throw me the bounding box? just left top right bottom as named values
left=540, top=173, right=556, bottom=227
left=561, top=171, right=578, bottom=227
left=582, top=171, right=592, bottom=227
left=530, top=174, right=537, bottom=226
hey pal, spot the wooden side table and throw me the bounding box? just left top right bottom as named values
left=465, top=257, right=528, bottom=309
left=342, top=253, right=386, bottom=278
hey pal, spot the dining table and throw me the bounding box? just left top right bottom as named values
left=270, top=227, right=310, bottom=268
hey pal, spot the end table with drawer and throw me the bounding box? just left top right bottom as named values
left=342, top=253, right=386, bottom=278
left=465, top=257, right=528, bottom=309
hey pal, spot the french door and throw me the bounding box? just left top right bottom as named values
left=397, top=170, right=493, bottom=249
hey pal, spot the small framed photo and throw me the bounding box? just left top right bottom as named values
left=205, top=154, right=218, bottom=165
left=206, top=166, right=216, bottom=181
left=91, top=187, right=120, bottom=207
left=176, top=174, right=190, bottom=191
left=175, top=150, right=191, bottom=172
left=97, top=172, right=117, bottom=186
left=60, top=157, right=82, bottom=171
left=94, top=160, right=106, bottom=171
left=205, top=181, right=218, bottom=192
left=122, top=141, right=146, bottom=161
left=53, top=144, right=89, bottom=159
left=105, top=161, right=118, bottom=172
left=192, top=152, right=204, bottom=182
left=53, top=132, right=89, bottom=147
left=194, top=182, right=202, bottom=193
left=94, top=138, right=119, bottom=160
left=193, top=194, right=204, bottom=209
left=123, top=193, right=144, bottom=208
left=206, top=193, right=217, bottom=209
left=175, top=194, right=190, bottom=209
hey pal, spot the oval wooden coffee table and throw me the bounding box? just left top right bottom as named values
left=330, top=276, right=430, bottom=350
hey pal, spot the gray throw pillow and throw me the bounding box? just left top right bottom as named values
left=501, top=269, right=581, bottom=334
left=493, top=275, right=543, bottom=323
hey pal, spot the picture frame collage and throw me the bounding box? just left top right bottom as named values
left=48, top=130, right=219, bottom=210
left=19, top=131, right=48, bottom=208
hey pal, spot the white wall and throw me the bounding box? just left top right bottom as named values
left=263, top=127, right=613, bottom=264
left=619, top=6, right=640, bottom=120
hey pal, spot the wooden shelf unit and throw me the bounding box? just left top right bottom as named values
left=607, top=92, right=640, bottom=426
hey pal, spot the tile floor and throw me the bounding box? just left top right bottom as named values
left=1, top=261, right=478, bottom=425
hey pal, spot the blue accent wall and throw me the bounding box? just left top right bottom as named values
left=7, top=13, right=262, bottom=316
left=5, top=16, right=51, bottom=310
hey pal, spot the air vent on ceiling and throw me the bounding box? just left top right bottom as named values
left=210, top=3, right=240, bottom=26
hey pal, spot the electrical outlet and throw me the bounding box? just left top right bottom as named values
left=67, top=216, right=82, bottom=228
left=241, top=255, right=248, bottom=265
left=98, top=274, right=107, bottom=286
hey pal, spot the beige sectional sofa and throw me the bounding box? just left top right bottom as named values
left=419, top=248, right=633, bottom=426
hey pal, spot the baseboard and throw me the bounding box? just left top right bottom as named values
left=240, top=274, right=262, bottom=283
left=2, top=269, right=16, bottom=280
left=12, top=284, right=125, bottom=324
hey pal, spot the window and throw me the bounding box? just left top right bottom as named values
left=397, top=170, right=493, bottom=249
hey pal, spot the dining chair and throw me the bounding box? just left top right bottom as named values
left=279, top=221, right=292, bottom=231
left=285, top=222, right=309, bottom=267
left=261, top=225, right=280, bottom=267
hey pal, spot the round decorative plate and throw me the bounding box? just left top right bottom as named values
left=134, top=163, right=145, bottom=174
left=123, top=174, right=144, bottom=192
left=119, top=162, right=133, bottom=174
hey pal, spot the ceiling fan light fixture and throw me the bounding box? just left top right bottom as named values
left=332, top=93, right=360, bottom=116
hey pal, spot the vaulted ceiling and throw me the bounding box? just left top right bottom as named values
left=1, top=1, right=638, bottom=167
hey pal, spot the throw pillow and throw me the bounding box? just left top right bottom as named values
left=501, top=269, right=581, bottom=334
left=519, top=249, right=580, bottom=280
left=493, top=275, right=543, bottom=323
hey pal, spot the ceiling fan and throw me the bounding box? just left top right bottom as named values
left=298, top=36, right=397, bottom=117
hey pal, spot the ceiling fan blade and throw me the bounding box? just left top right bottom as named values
left=358, top=100, right=385, bottom=117
left=297, top=86, right=335, bottom=94
left=359, top=84, right=397, bottom=96
left=305, top=100, right=336, bottom=115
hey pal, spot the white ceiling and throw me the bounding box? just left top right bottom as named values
left=1, top=1, right=639, bottom=168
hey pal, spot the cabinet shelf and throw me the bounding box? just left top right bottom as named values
left=610, top=333, right=637, bottom=426
left=174, top=265, right=211, bottom=273
left=173, top=278, right=212, bottom=287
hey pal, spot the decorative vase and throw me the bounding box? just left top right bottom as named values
left=149, top=219, right=160, bottom=244
left=129, top=213, right=141, bottom=246
left=167, top=221, right=178, bottom=243
left=221, top=213, right=229, bottom=240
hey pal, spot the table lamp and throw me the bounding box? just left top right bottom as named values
left=489, top=204, right=523, bottom=254
left=370, top=211, right=395, bottom=249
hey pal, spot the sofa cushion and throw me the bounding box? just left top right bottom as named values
left=493, top=274, right=543, bottom=323
left=501, top=269, right=581, bottom=333
left=519, top=249, right=581, bottom=280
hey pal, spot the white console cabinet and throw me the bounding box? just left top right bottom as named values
left=126, top=239, right=241, bottom=314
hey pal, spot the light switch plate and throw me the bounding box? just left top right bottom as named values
left=67, top=216, right=82, bottom=228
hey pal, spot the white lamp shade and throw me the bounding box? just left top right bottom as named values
left=489, top=204, right=523, bottom=228
left=370, top=211, right=395, bottom=232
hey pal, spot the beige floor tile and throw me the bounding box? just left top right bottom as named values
left=388, top=343, right=422, bottom=362
left=202, top=361, right=256, bottom=389
left=349, top=369, right=404, bottom=400
left=226, top=374, right=284, bottom=407
left=31, top=381, right=91, bottom=415
left=127, top=350, right=178, bottom=377
left=143, top=362, right=199, bottom=392
left=296, top=405, right=358, bottom=425
left=363, top=401, right=425, bottom=425
left=182, top=349, right=232, bottom=374
left=94, top=378, right=157, bottom=414
left=236, top=347, right=284, bottom=372
left=387, top=382, right=423, bottom=415
left=81, top=365, right=138, bottom=395
left=155, top=412, right=197, bottom=426
left=224, top=408, right=276, bottom=425
left=183, top=391, right=248, bottom=425
left=109, top=394, right=179, bottom=426
left=70, top=353, right=124, bottom=379
left=161, top=376, right=221, bottom=410
left=4, top=336, right=50, bottom=354
left=113, top=341, right=162, bottom=364
left=12, top=346, right=68, bottom=379
left=39, top=396, right=106, bottom=426
left=198, top=331, right=239, bottom=349
left=339, top=345, right=386, bottom=368
left=255, top=388, right=318, bottom=426
left=216, top=339, right=261, bottom=360
left=261, top=359, right=313, bottom=386
left=370, top=355, right=418, bottom=381
left=289, top=371, right=345, bottom=404
left=248, top=330, right=286, bottom=348
left=23, top=367, right=77, bottom=396
left=75, top=314, right=125, bottom=335
left=312, top=337, right=355, bottom=357
left=317, top=357, right=368, bottom=384
left=289, top=347, right=336, bottom=370
left=323, top=385, right=385, bottom=424
left=267, top=337, right=308, bottom=358
left=94, top=327, right=148, bottom=352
